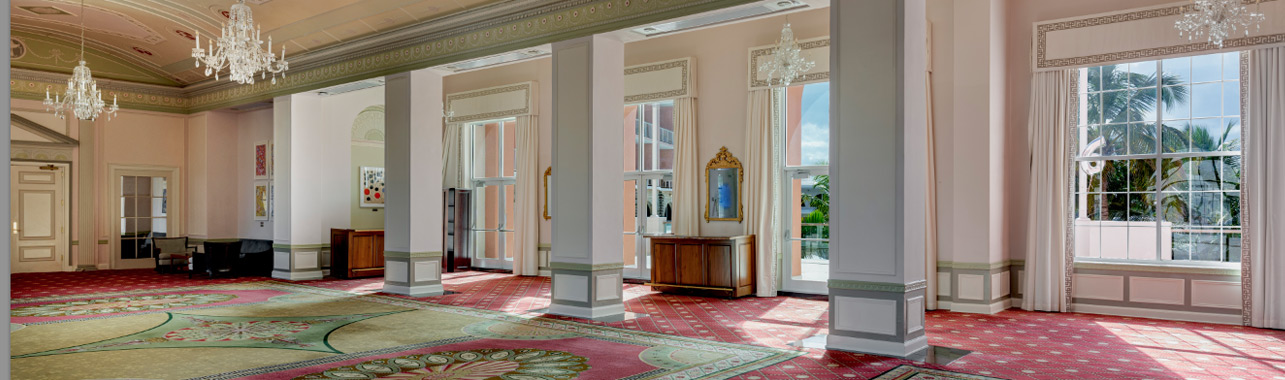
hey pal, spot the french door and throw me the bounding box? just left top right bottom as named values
left=111, top=167, right=178, bottom=270
left=622, top=173, right=672, bottom=279
left=781, top=167, right=830, bottom=294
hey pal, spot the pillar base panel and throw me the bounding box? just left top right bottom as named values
left=383, top=283, right=444, bottom=297
left=271, top=269, right=323, bottom=281
left=826, top=334, right=929, bottom=359
left=548, top=303, right=626, bottom=320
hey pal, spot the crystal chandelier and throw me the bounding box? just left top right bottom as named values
left=44, top=0, right=118, bottom=121
left=1175, top=0, right=1267, bottom=48
left=758, top=23, right=815, bottom=87
left=192, top=0, right=288, bottom=84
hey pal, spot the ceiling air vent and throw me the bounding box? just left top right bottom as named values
left=314, top=78, right=385, bottom=97
left=631, top=0, right=807, bottom=37
left=442, top=49, right=549, bottom=72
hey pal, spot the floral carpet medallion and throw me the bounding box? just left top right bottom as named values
left=12, top=310, right=406, bottom=358
left=11, top=293, right=238, bottom=317
left=295, top=349, right=589, bottom=380
left=11, top=281, right=801, bottom=380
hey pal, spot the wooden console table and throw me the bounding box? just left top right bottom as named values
left=647, top=235, right=755, bottom=298
left=330, top=228, right=385, bottom=279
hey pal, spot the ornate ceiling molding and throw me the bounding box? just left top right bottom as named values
left=11, top=0, right=759, bottom=114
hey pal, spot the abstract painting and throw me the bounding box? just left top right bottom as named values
left=360, top=166, right=385, bottom=208
left=254, top=140, right=272, bottom=179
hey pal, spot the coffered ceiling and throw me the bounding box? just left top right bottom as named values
left=10, top=0, right=505, bottom=86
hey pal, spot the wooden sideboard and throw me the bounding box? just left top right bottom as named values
left=330, top=228, right=385, bottom=279
left=648, top=235, right=755, bottom=298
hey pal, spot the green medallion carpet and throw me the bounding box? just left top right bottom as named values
left=11, top=281, right=801, bottom=379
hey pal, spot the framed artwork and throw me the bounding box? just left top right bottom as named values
left=360, top=166, right=385, bottom=208
left=254, top=140, right=272, bottom=180
left=254, top=182, right=271, bottom=221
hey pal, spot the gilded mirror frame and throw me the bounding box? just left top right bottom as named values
left=543, top=166, right=551, bottom=220
left=704, top=146, right=744, bottom=222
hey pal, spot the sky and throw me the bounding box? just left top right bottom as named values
left=799, top=82, right=830, bottom=166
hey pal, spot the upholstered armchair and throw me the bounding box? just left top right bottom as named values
left=153, top=237, right=193, bottom=273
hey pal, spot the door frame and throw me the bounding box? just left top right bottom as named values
left=10, top=162, right=73, bottom=272
left=108, top=164, right=182, bottom=270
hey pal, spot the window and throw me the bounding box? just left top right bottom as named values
left=1074, top=51, right=1241, bottom=263
left=781, top=82, right=830, bottom=289
left=120, top=176, right=167, bottom=260
left=622, top=100, right=675, bottom=277
left=469, top=118, right=518, bottom=265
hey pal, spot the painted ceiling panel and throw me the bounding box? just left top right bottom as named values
left=10, top=30, right=182, bottom=85
left=10, top=0, right=504, bottom=86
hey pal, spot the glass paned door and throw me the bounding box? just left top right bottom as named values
left=779, top=82, right=831, bottom=294
left=782, top=169, right=829, bottom=294
left=470, top=119, right=518, bottom=269
left=622, top=175, right=672, bottom=279
left=118, top=175, right=169, bottom=269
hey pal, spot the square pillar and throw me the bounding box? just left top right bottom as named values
left=271, top=95, right=326, bottom=281
left=826, top=0, right=930, bottom=358
left=548, top=34, right=626, bottom=319
left=382, top=69, right=445, bottom=297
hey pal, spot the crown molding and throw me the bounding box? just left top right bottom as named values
left=12, top=0, right=760, bottom=114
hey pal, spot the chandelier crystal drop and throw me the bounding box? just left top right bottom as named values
left=758, top=23, right=815, bottom=87
left=192, top=0, right=288, bottom=85
left=1174, top=0, right=1267, bottom=48
left=44, top=0, right=118, bottom=121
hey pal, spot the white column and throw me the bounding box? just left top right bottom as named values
left=77, top=120, right=97, bottom=270
left=826, top=0, right=930, bottom=358
left=382, top=69, right=446, bottom=296
left=944, top=0, right=1010, bottom=314
left=271, top=95, right=325, bottom=281
left=548, top=34, right=626, bottom=319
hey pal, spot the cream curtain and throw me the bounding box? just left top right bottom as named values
left=925, top=68, right=939, bottom=310
left=672, top=97, right=701, bottom=236
left=1022, top=69, right=1075, bottom=312
left=1244, top=46, right=1285, bottom=329
left=744, top=89, right=779, bottom=297
left=442, top=123, right=466, bottom=189
left=513, top=116, right=540, bottom=276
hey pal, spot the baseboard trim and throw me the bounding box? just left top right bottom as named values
left=548, top=303, right=625, bottom=319
left=1071, top=303, right=1242, bottom=325
left=826, top=334, right=929, bottom=359
left=382, top=284, right=444, bottom=297
left=949, top=299, right=1011, bottom=314
left=271, top=269, right=323, bottom=281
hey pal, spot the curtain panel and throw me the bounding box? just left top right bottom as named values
left=744, top=88, right=780, bottom=297
left=672, top=97, right=701, bottom=236
left=1243, top=46, right=1285, bottom=329
left=442, top=123, right=466, bottom=189
left=513, top=116, right=541, bottom=276
left=1022, top=69, right=1075, bottom=312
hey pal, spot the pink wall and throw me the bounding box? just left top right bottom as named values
left=1003, top=0, right=1177, bottom=261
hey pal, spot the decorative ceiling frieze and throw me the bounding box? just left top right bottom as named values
left=10, top=0, right=759, bottom=114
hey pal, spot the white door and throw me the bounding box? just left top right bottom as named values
left=10, top=164, right=69, bottom=273
left=115, top=173, right=172, bottom=269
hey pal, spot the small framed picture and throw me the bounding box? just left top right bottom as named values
left=254, top=140, right=272, bottom=180
left=254, top=182, right=271, bottom=221
left=359, top=166, right=385, bottom=208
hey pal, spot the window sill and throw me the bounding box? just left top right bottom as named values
left=1073, top=260, right=1240, bottom=276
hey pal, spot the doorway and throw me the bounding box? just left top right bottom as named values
left=110, top=166, right=180, bottom=270
left=10, top=163, right=70, bottom=273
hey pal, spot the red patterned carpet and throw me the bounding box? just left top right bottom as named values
left=13, top=269, right=1285, bottom=380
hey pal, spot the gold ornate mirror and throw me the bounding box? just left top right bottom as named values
left=543, top=166, right=552, bottom=220
left=705, top=147, right=743, bottom=222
